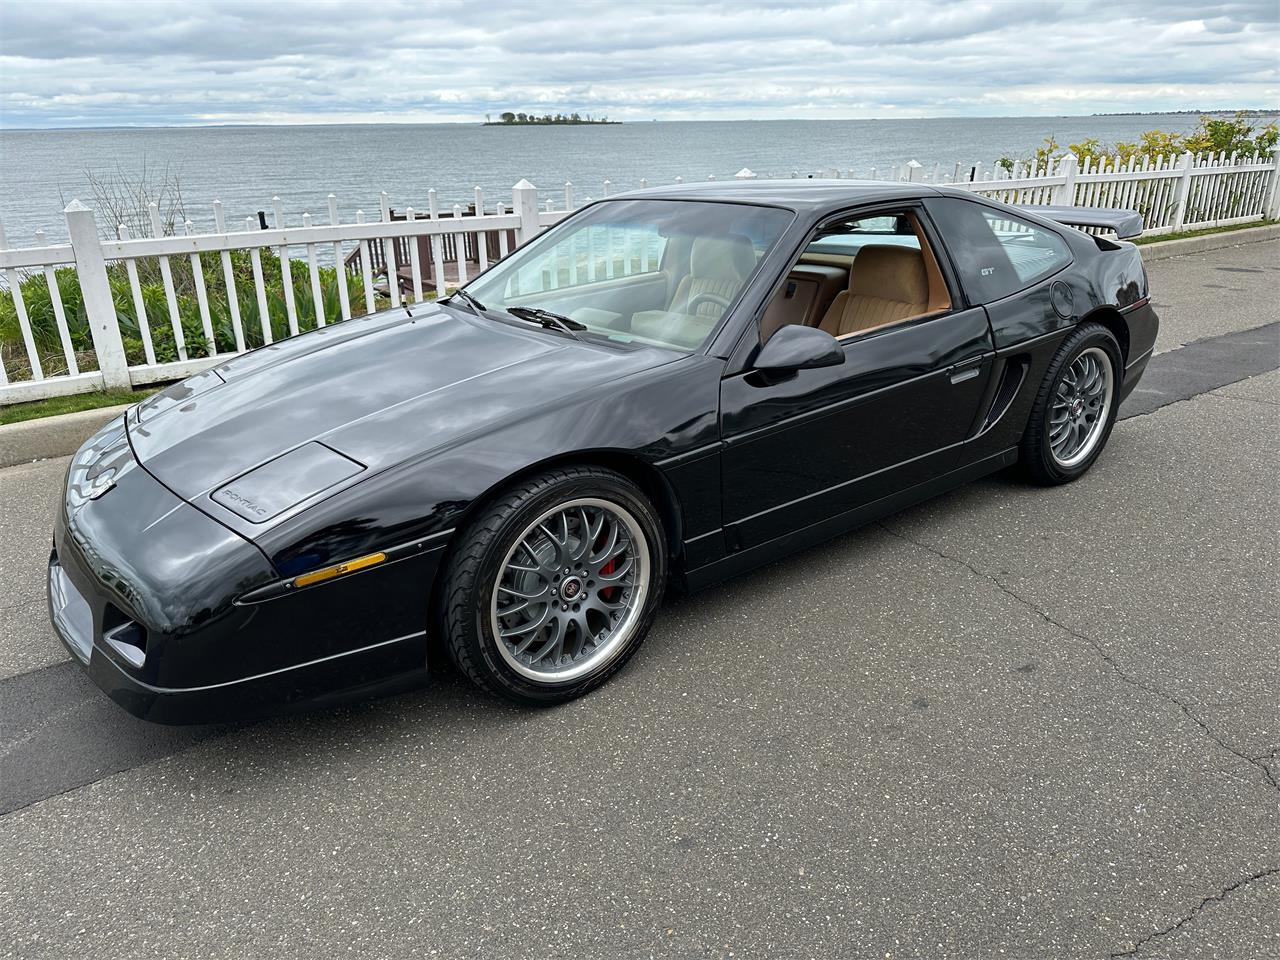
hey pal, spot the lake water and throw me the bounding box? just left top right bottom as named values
left=0, top=114, right=1245, bottom=245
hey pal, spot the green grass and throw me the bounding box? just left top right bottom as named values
left=0, top=387, right=158, bottom=426
left=1135, top=219, right=1276, bottom=245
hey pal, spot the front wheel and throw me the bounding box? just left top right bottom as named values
left=1019, top=322, right=1122, bottom=485
left=441, top=466, right=667, bottom=705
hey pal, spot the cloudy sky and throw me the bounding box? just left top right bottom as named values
left=0, top=0, right=1276, bottom=128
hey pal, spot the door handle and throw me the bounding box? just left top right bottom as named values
left=948, top=360, right=984, bottom=385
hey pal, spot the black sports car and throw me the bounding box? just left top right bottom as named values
left=49, top=181, right=1157, bottom=722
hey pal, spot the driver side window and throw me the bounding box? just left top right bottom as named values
left=761, top=210, right=953, bottom=344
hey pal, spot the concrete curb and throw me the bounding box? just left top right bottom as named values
left=0, top=224, right=1276, bottom=470
left=0, top=404, right=132, bottom=469
left=1137, top=223, right=1280, bottom=261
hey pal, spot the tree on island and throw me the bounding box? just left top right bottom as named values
left=491, top=111, right=614, bottom=125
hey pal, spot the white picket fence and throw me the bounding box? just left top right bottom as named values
left=0, top=180, right=564, bottom=405
left=2, top=150, right=1278, bottom=406
left=954, top=151, right=1280, bottom=235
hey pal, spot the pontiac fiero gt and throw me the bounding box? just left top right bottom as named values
left=49, top=181, right=1156, bottom=721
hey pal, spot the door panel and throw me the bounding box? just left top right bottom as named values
left=919, top=195, right=1085, bottom=472
left=720, top=307, right=993, bottom=549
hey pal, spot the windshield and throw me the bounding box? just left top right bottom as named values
left=463, top=199, right=792, bottom=353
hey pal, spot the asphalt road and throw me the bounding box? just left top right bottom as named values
left=0, top=240, right=1277, bottom=959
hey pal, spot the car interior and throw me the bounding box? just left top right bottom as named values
left=627, top=233, right=759, bottom=349
left=502, top=227, right=770, bottom=352
left=759, top=210, right=953, bottom=345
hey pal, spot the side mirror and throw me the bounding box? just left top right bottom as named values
left=754, top=324, right=845, bottom=373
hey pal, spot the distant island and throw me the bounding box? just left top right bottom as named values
left=1090, top=108, right=1278, bottom=117
left=484, top=112, right=618, bottom=126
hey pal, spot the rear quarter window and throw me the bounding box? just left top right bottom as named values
left=927, top=197, right=1072, bottom=303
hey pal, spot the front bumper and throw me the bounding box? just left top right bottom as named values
left=48, top=551, right=425, bottom=723
left=48, top=417, right=438, bottom=724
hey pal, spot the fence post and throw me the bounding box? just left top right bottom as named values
left=1265, top=146, right=1280, bottom=221
left=64, top=200, right=130, bottom=389
left=512, top=179, right=539, bottom=244
left=1054, top=154, right=1078, bottom=206
left=1171, top=152, right=1195, bottom=231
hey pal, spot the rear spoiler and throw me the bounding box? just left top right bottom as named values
left=1018, top=205, right=1144, bottom=240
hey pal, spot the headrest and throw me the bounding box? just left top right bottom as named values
left=690, top=233, right=757, bottom=282
left=848, top=245, right=929, bottom=304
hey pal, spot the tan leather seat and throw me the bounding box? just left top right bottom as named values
left=672, top=234, right=757, bottom=317
left=818, top=245, right=930, bottom=338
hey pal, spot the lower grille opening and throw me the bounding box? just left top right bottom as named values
left=103, top=604, right=147, bottom=669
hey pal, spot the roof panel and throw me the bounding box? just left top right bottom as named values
left=612, top=178, right=941, bottom=210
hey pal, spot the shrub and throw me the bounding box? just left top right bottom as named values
left=1, top=250, right=385, bottom=380
left=1001, top=112, right=1279, bottom=171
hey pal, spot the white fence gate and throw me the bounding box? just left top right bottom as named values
left=2, top=150, right=1278, bottom=406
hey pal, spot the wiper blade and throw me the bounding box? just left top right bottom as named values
left=506, top=305, right=587, bottom=339
left=446, top=288, right=486, bottom=318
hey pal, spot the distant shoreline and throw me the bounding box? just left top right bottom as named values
left=482, top=120, right=620, bottom=127
left=1090, top=109, right=1277, bottom=117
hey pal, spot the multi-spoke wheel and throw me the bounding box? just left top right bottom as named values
left=492, top=498, right=649, bottom=682
left=1020, top=322, right=1122, bottom=485
left=442, top=467, right=666, bottom=704
left=1048, top=346, right=1114, bottom=469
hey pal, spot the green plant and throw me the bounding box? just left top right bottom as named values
left=1026, top=113, right=1280, bottom=169
left=1, top=249, right=381, bottom=380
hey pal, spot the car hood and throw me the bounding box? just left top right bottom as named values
left=128, top=304, right=678, bottom=515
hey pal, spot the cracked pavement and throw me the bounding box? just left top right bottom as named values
left=875, top=519, right=1279, bottom=798
left=0, top=240, right=1277, bottom=958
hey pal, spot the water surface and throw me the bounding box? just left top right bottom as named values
left=0, top=114, right=1239, bottom=244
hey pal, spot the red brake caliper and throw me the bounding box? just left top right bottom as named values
left=598, top=557, right=617, bottom=603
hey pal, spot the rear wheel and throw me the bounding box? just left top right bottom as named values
left=1020, top=322, right=1122, bottom=485
left=441, top=466, right=666, bottom=705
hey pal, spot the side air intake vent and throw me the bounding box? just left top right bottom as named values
left=980, top=359, right=1028, bottom=434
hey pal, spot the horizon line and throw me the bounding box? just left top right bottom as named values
left=4, top=107, right=1279, bottom=133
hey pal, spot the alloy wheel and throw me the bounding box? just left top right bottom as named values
left=490, top=497, right=650, bottom=682
left=1048, top=346, right=1115, bottom=468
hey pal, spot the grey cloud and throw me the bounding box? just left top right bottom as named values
left=0, top=0, right=1275, bottom=128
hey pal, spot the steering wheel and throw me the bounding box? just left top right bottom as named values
left=685, top=291, right=732, bottom=314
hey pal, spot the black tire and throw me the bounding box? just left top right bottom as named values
left=1019, top=321, right=1123, bottom=485
left=440, top=466, right=667, bottom=705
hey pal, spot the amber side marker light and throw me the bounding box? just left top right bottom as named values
left=292, top=552, right=387, bottom=589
